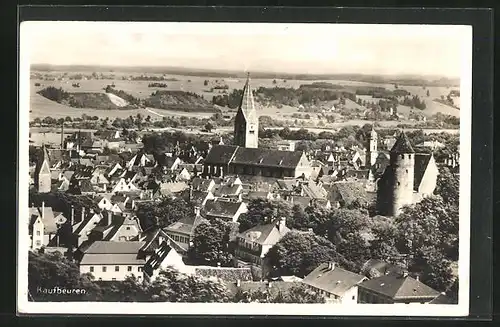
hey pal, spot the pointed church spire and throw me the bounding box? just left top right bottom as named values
left=239, top=72, right=257, bottom=119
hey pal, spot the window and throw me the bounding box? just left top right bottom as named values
left=249, top=130, right=255, bottom=134
left=128, top=266, right=132, bottom=272
left=35, top=241, right=41, bottom=246
left=115, top=266, right=119, bottom=272
left=126, top=227, right=131, bottom=230
left=102, top=266, right=107, bottom=272
left=352, top=295, right=356, bottom=300
left=406, top=169, right=408, bottom=173
left=36, top=231, right=41, bottom=236
left=90, top=266, right=94, bottom=272
left=112, top=278, right=116, bottom=281
left=138, top=267, right=143, bottom=272
left=98, top=278, right=102, bottom=281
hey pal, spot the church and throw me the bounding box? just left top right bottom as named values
left=375, top=130, right=439, bottom=217
left=203, top=74, right=313, bottom=179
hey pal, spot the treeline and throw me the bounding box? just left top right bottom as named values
left=148, top=83, right=168, bottom=88
left=212, top=89, right=244, bottom=109
left=37, top=86, right=70, bottom=103
left=28, top=251, right=324, bottom=303
left=400, top=95, right=427, bottom=110
left=145, top=90, right=218, bottom=113
left=130, top=75, right=179, bottom=81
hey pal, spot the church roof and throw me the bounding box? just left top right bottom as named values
left=414, top=153, right=433, bottom=191
left=238, top=73, right=258, bottom=122
left=390, top=131, right=415, bottom=154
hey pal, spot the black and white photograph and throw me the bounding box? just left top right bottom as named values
left=18, top=21, right=471, bottom=316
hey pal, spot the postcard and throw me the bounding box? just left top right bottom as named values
left=18, top=21, right=471, bottom=316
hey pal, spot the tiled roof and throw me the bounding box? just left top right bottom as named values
left=232, top=147, right=305, bottom=169
left=327, top=181, right=369, bottom=206
left=164, top=214, right=207, bottom=236
left=414, top=153, right=432, bottom=191
left=203, top=199, right=244, bottom=219
left=358, top=274, right=440, bottom=300
left=204, top=145, right=238, bottom=165
left=301, top=183, right=328, bottom=199
left=83, top=240, right=145, bottom=254
left=302, top=263, right=366, bottom=297
left=80, top=253, right=146, bottom=265
left=191, top=177, right=213, bottom=191
left=213, top=184, right=241, bottom=197
left=239, top=220, right=290, bottom=245
left=390, top=131, right=415, bottom=154
left=359, top=259, right=404, bottom=278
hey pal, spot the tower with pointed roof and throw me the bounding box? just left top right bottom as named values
left=376, top=131, right=415, bottom=216
left=234, top=73, right=259, bottom=148
left=365, top=125, right=378, bottom=168
left=35, top=144, right=52, bottom=193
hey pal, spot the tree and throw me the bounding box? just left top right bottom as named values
left=265, top=231, right=352, bottom=278
left=204, top=122, right=214, bottom=133
left=204, top=80, right=209, bottom=86
left=188, top=218, right=234, bottom=266
left=233, top=283, right=325, bottom=303
left=28, top=251, right=101, bottom=301
left=435, top=166, right=459, bottom=205
left=148, top=268, right=231, bottom=302
left=136, top=196, right=194, bottom=230
left=238, top=199, right=292, bottom=232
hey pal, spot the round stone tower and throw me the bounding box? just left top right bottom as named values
left=386, top=131, right=415, bottom=216
left=377, top=131, right=415, bottom=216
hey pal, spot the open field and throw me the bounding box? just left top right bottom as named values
left=29, top=71, right=461, bottom=122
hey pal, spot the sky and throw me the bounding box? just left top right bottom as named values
left=21, top=22, right=471, bottom=77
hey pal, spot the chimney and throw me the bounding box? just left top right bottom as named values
left=41, top=201, right=45, bottom=219
left=328, top=262, right=335, bottom=271
left=236, top=279, right=241, bottom=287
left=402, top=271, right=409, bottom=278
left=416, top=275, right=420, bottom=281
left=217, top=262, right=221, bottom=268
left=107, top=210, right=113, bottom=226
left=194, top=206, right=201, bottom=217
left=81, top=207, right=85, bottom=222
left=267, top=281, right=272, bottom=288
left=70, top=206, right=75, bottom=225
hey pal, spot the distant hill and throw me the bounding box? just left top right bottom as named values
left=36, top=86, right=219, bottom=113
left=30, top=64, right=460, bottom=87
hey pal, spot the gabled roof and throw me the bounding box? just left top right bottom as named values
left=213, top=184, right=241, bottom=197
left=358, top=274, right=440, bottom=300
left=326, top=181, right=369, bottom=206
left=29, top=206, right=59, bottom=234
left=360, top=259, right=405, bottom=278
left=232, top=147, right=306, bottom=169
left=238, top=219, right=290, bottom=245
left=203, top=199, right=244, bottom=219
left=192, top=177, right=214, bottom=192
left=390, top=131, right=415, bottom=154
left=302, top=263, right=366, bottom=297
left=80, top=241, right=146, bottom=265
left=204, top=145, right=238, bottom=165
left=301, top=183, right=328, bottom=199
left=82, top=240, right=145, bottom=254
left=164, top=213, right=207, bottom=236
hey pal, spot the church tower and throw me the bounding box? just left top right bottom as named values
left=365, top=125, right=378, bottom=168
left=234, top=73, right=259, bottom=148
left=377, top=131, right=415, bottom=216
left=35, top=144, right=52, bottom=193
